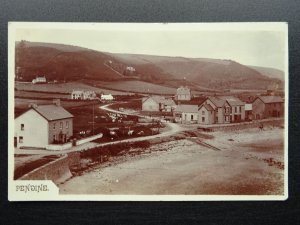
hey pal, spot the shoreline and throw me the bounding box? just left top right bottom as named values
left=59, top=126, right=284, bottom=195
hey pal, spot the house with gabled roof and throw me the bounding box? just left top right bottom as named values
left=198, top=104, right=215, bottom=124
left=71, top=90, right=96, bottom=100
left=142, top=96, right=176, bottom=112
left=252, top=96, right=284, bottom=119
left=198, top=96, right=245, bottom=124
left=14, top=102, right=74, bottom=149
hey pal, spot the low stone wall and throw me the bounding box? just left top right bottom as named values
left=76, top=133, right=103, bottom=146
left=19, top=154, right=74, bottom=184
left=46, top=142, right=72, bottom=151
left=199, top=118, right=284, bottom=132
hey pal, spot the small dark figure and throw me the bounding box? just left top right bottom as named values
left=259, top=123, right=264, bottom=131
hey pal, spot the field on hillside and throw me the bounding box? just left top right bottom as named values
left=15, top=82, right=131, bottom=95
left=14, top=98, right=98, bottom=117
left=15, top=90, right=70, bottom=99
left=90, top=80, right=177, bottom=95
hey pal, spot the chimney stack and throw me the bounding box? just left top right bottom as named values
left=28, top=103, right=38, bottom=109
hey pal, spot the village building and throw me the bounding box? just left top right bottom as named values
left=252, top=96, right=284, bottom=119
left=101, top=93, right=114, bottom=101
left=142, top=96, right=176, bottom=112
left=245, top=103, right=253, bottom=121
left=198, top=104, right=214, bottom=124
left=14, top=102, right=74, bottom=149
left=32, top=76, right=46, bottom=84
left=173, top=104, right=199, bottom=123
left=126, top=66, right=136, bottom=72
left=71, top=90, right=96, bottom=100
left=175, top=86, right=191, bottom=101
left=198, top=96, right=245, bottom=124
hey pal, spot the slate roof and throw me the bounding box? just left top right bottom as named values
left=209, top=96, right=244, bottom=107
left=199, top=104, right=214, bottom=111
left=220, top=96, right=245, bottom=106
left=174, top=96, right=206, bottom=106
left=207, top=96, right=226, bottom=107
left=174, top=104, right=199, bottom=113
left=143, top=96, right=176, bottom=106
left=258, top=96, right=284, bottom=104
left=33, top=105, right=74, bottom=121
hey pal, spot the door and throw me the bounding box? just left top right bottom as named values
left=14, top=137, right=17, bottom=147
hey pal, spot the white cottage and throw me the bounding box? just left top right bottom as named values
left=71, top=90, right=96, bottom=100
left=14, top=104, right=74, bottom=149
left=101, top=94, right=114, bottom=101
left=173, top=104, right=199, bottom=123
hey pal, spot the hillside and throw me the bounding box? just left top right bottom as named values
left=15, top=41, right=283, bottom=90
left=248, top=66, right=284, bottom=81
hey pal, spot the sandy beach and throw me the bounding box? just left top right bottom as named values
left=59, top=126, right=284, bottom=195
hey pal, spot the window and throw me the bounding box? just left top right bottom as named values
left=191, top=115, right=194, bottom=120
left=21, top=124, right=24, bottom=130
left=66, top=121, right=69, bottom=129
left=19, top=136, right=23, bottom=143
left=60, top=122, right=63, bottom=129
left=53, top=123, right=56, bottom=129
left=239, top=106, right=241, bottom=113
left=53, top=135, right=56, bottom=141
left=235, top=107, right=237, bottom=113
left=202, top=117, right=205, bottom=122
left=202, top=111, right=205, bottom=115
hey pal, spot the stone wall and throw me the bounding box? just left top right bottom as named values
left=19, top=154, right=80, bottom=185
left=46, top=142, right=72, bottom=151
left=75, top=133, right=103, bottom=146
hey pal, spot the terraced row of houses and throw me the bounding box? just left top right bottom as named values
left=142, top=86, right=284, bottom=124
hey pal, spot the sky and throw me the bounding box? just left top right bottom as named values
left=13, top=23, right=287, bottom=71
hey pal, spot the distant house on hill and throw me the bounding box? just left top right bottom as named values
left=101, top=94, right=114, bottom=101
left=14, top=102, right=73, bottom=149
left=126, top=66, right=136, bottom=72
left=71, top=90, right=96, bottom=100
left=198, top=96, right=245, bottom=124
left=173, top=104, right=199, bottom=123
left=142, top=96, right=176, bottom=112
left=252, top=96, right=284, bottom=119
left=175, top=86, right=191, bottom=101
left=32, top=76, right=46, bottom=84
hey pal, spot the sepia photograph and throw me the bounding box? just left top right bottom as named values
left=8, top=22, right=288, bottom=201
